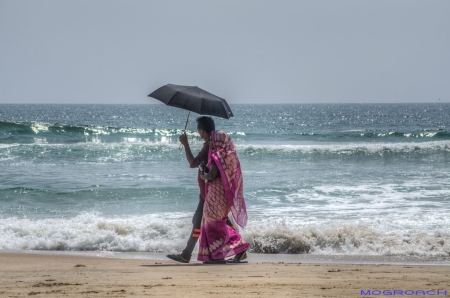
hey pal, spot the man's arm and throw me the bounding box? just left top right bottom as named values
left=179, top=133, right=195, bottom=165
left=190, top=141, right=209, bottom=168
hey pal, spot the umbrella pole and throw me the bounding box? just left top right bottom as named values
left=183, top=111, right=190, bottom=133
left=180, top=111, right=190, bottom=149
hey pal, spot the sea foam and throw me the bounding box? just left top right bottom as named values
left=1, top=212, right=448, bottom=257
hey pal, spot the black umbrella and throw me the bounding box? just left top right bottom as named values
left=148, top=84, right=234, bottom=132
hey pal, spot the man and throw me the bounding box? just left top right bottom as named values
left=166, top=116, right=235, bottom=263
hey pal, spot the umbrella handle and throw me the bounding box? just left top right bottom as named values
left=179, top=111, right=191, bottom=150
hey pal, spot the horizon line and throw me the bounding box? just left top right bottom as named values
left=0, top=102, right=448, bottom=105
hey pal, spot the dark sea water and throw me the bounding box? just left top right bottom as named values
left=0, top=104, right=449, bottom=256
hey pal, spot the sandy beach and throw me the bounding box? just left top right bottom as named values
left=1, top=252, right=449, bottom=297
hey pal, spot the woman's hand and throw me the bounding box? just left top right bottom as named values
left=201, top=164, right=219, bottom=181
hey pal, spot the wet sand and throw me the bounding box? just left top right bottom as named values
left=1, top=252, right=449, bottom=297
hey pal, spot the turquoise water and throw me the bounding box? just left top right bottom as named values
left=1, top=104, right=449, bottom=256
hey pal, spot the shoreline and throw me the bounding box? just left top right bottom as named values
left=2, top=250, right=450, bottom=266
left=1, top=252, right=449, bottom=297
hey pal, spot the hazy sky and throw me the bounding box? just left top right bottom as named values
left=1, top=0, right=449, bottom=104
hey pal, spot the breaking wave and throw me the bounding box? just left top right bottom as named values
left=0, top=213, right=448, bottom=257
left=1, top=120, right=450, bottom=145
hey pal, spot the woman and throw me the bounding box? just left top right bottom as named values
left=199, top=130, right=249, bottom=263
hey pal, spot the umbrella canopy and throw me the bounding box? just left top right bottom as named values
left=148, top=84, right=234, bottom=119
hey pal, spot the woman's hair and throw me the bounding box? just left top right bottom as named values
left=196, top=116, right=215, bottom=134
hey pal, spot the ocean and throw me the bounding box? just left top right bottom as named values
left=1, top=103, right=449, bottom=257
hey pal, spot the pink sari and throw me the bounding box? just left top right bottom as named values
left=197, top=130, right=249, bottom=262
